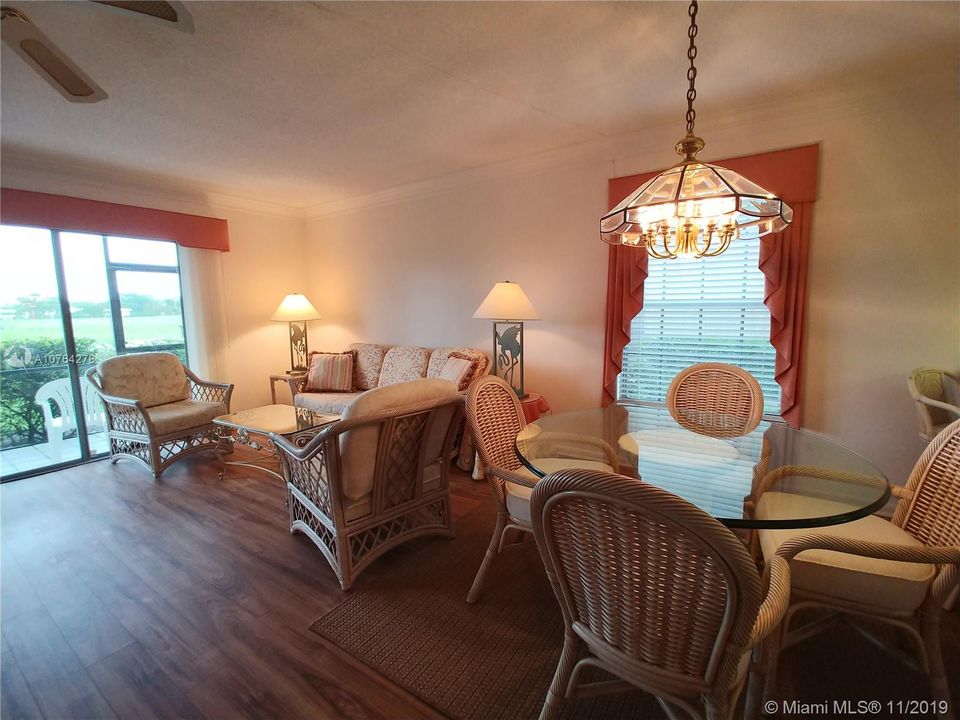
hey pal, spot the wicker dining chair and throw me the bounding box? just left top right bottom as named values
left=759, top=419, right=960, bottom=719
left=667, top=363, right=764, bottom=438
left=464, top=375, right=618, bottom=604
left=531, top=469, right=791, bottom=720
left=908, top=368, right=960, bottom=443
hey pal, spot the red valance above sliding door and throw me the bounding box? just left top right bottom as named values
left=0, top=188, right=230, bottom=251
left=602, top=144, right=819, bottom=427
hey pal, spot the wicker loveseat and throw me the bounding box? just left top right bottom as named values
left=85, top=352, right=233, bottom=478
left=289, top=343, right=488, bottom=415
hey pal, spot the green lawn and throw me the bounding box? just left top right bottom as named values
left=1, top=316, right=184, bottom=346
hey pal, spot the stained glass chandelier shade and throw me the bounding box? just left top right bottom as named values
left=600, top=1, right=792, bottom=258
left=600, top=153, right=794, bottom=257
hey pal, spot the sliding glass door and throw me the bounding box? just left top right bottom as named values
left=0, top=226, right=188, bottom=481
left=0, top=227, right=82, bottom=474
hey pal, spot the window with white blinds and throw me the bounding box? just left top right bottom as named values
left=617, top=239, right=781, bottom=415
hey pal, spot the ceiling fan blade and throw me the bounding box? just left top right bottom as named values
left=93, top=1, right=177, bottom=23
left=1, top=7, right=107, bottom=103
left=91, top=1, right=193, bottom=32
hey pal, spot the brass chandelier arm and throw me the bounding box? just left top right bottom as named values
left=643, top=219, right=736, bottom=260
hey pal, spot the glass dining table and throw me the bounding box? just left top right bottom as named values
left=514, top=404, right=890, bottom=529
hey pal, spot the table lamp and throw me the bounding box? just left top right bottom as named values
left=271, top=293, right=322, bottom=372
left=473, top=281, right=539, bottom=397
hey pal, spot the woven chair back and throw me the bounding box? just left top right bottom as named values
left=894, top=418, right=960, bottom=548
left=466, top=375, right=525, bottom=473
left=667, top=362, right=764, bottom=438
left=531, top=469, right=763, bottom=696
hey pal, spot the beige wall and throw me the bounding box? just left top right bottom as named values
left=305, top=70, right=960, bottom=483
left=213, top=210, right=306, bottom=410
left=304, top=161, right=613, bottom=412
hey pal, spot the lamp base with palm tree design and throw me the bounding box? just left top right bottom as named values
left=492, top=321, right=527, bottom=398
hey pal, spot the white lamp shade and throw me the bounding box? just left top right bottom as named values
left=473, top=281, right=540, bottom=321
left=271, top=293, right=322, bottom=322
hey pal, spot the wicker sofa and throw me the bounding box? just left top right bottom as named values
left=289, top=343, right=488, bottom=414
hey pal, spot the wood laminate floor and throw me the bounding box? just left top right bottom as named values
left=2, top=451, right=957, bottom=720
left=1, top=450, right=488, bottom=720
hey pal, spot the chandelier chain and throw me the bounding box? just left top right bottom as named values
left=685, top=0, right=699, bottom=134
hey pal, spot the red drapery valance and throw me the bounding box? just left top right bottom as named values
left=0, top=188, right=230, bottom=251
left=602, top=144, right=819, bottom=427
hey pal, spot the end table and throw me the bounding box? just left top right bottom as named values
left=520, top=392, right=550, bottom=423
left=270, top=371, right=307, bottom=404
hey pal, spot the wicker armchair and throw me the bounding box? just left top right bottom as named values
left=759, top=419, right=960, bottom=719
left=667, top=362, right=764, bottom=438
left=908, top=368, right=960, bottom=442
left=464, top=375, right=618, bottom=604
left=273, top=379, right=463, bottom=591
left=530, top=469, right=791, bottom=720
left=85, top=352, right=233, bottom=479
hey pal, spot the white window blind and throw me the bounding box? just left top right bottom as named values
left=618, top=239, right=781, bottom=415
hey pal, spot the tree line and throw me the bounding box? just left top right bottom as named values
left=1, top=293, right=181, bottom=320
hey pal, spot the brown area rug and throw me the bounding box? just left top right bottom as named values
left=311, top=499, right=960, bottom=720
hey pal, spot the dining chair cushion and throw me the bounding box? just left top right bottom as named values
left=144, top=399, right=228, bottom=435
left=757, top=493, right=936, bottom=612
left=504, top=459, right=615, bottom=523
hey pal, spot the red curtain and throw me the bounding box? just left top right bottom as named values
left=759, top=202, right=811, bottom=427
left=602, top=144, right=819, bottom=427
left=0, top=188, right=230, bottom=251
left=602, top=169, right=658, bottom=406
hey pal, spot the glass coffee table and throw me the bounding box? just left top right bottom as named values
left=214, top=404, right=340, bottom=480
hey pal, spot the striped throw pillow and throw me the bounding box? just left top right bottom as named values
left=305, top=352, right=354, bottom=392
left=439, top=356, right=474, bottom=391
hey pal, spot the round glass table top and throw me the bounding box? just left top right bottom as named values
left=515, top=404, right=890, bottom=529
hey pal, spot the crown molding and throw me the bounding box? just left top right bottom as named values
left=0, top=148, right=305, bottom=220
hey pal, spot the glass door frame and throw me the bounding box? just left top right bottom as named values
left=2, top=229, right=95, bottom=482
left=1, top=228, right=188, bottom=483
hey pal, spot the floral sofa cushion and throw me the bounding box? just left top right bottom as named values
left=97, top=351, right=190, bottom=408
left=347, top=343, right=388, bottom=391
left=378, top=346, right=431, bottom=387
